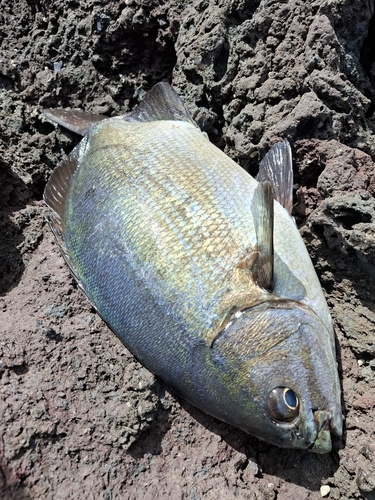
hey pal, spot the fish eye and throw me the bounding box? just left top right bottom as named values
left=266, top=387, right=300, bottom=422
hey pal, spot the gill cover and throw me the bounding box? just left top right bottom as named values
left=206, top=301, right=342, bottom=452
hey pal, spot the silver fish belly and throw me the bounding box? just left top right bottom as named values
left=44, top=82, right=342, bottom=452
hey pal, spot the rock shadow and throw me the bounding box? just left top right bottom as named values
left=0, top=160, right=30, bottom=295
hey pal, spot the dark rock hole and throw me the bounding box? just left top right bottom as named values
left=34, top=120, right=55, bottom=135
left=10, top=364, right=29, bottom=375
left=360, top=11, right=375, bottom=115
left=334, top=208, right=372, bottom=229
left=360, top=13, right=375, bottom=76
left=213, top=43, right=229, bottom=82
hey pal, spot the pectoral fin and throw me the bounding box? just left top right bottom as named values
left=257, top=139, right=293, bottom=215
left=252, top=181, right=274, bottom=291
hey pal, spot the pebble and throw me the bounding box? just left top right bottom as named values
left=320, top=485, right=330, bottom=497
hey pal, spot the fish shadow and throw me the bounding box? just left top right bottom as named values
left=173, top=391, right=342, bottom=492
left=0, top=475, right=33, bottom=500
left=0, top=446, right=33, bottom=500
left=128, top=376, right=342, bottom=491
left=127, top=381, right=172, bottom=459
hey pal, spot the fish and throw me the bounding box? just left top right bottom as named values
left=43, top=82, right=342, bottom=453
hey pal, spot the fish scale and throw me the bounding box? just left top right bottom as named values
left=71, top=121, right=261, bottom=327
left=44, top=82, right=342, bottom=452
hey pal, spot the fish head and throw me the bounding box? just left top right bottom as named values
left=209, top=300, right=343, bottom=452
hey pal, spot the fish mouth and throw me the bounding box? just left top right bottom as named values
left=308, top=409, right=342, bottom=454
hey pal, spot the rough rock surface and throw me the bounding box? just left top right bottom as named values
left=1, top=0, right=375, bottom=498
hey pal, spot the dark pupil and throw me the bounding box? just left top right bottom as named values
left=284, top=388, right=297, bottom=408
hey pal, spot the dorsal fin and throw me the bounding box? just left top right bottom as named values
left=44, top=83, right=197, bottom=135
left=44, top=109, right=108, bottom=136
left=252, top=181, right=274, bottom=291
left=123, top=82, right=197, bottom=127
left=257, top=139, right=293, bottom=215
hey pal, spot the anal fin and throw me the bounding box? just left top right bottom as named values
left=44, top=136, right=94, bottom=302
left=43, top=137, right=87, bottom=236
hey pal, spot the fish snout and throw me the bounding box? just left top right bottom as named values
left=309, top=409, right=342, bottom=453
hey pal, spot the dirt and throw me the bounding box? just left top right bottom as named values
left=1, top=0, right=375, bottom=498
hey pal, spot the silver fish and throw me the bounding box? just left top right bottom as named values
left=44, top=82, right=342, bottom=452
